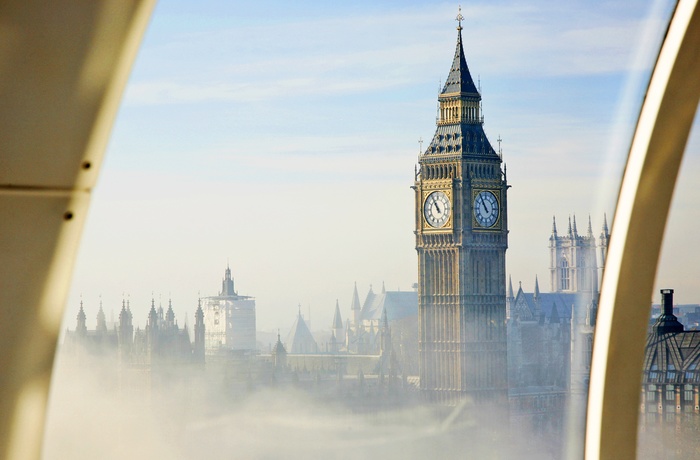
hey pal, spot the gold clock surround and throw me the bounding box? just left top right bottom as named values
left=471, top=189, right=502, bottom=230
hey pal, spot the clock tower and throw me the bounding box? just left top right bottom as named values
left=414, top=11, right=508, bottom=405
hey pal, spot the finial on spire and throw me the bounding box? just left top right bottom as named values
left=456, top=5, right=463, bottom=30
left=552, top=216, right=558, bottom=234
left=603, top=213, right=609, bottom=234
left=572, top=215, right=578, bottom=235
left=587, top=215, right=593, bottom=236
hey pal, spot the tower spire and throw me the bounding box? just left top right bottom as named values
left=587, top=215, right=593, bottom=236
left=507, top=275, right=514, bottom=299
left=602, top=213, right=609, bottom=235
left=552, top=216, right=558, bottom=236
left=441, top=6, right=479, bottom=96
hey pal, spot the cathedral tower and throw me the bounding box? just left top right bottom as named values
left=414, top=11, right=508, bottom=404
left=549, top=215, right=599, bottom=294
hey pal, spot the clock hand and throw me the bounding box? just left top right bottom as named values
left=434, top=202, right=441, bottom=214
left=482, top=201, right=489, bottom=213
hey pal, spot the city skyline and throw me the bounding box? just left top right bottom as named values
left=64, top=0, right=696, bottom=332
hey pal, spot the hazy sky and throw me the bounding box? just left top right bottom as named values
left=65, top=0, right=697, bottom=334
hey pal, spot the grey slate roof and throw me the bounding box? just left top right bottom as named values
left=423, top=123, right=498, bottom=159
left=360, top=290, right=418, bottom=322
left=441, top=27, right=479, bottom=96
left=512, top=290, right=595, bottom=323
left=285, top=310, right=318, bottom=354
left=644, top=329, right=700, bottom=384
left=332, top=300, right=343, bottom=329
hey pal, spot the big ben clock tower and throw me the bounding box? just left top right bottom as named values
left=414, top=10, right=508, bottom=405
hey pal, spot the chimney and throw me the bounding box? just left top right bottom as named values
left=661, top=289, right=674, bottom=316
left=654, top=288, right=683, bottom=334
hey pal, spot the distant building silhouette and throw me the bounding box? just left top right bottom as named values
left=202, top=265, right=256, bottom=352
left=63, top=297, right=202, bottom=369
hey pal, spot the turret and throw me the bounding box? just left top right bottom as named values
left=351, top=282, right=361, bottom=326
left=148, top=299, right=158, bottom=333
left=96, top=300, right=107, bottom=333
left=380, top=307, right=391, bottom=354
left=118, top=298, right=133, bottom=352
left=506, top=275, right=515, bottom=319
left=599, top=214, right=610, bottom=270
left=165, top=299, right=176, bottom=330
left=221, top=264, right=236, bottom=296
left=194, top=298, right=205, bottom=363
left=76, top=301, right=87, bottom=336
left=272, top=331, right=287, bottom=372
left=331, top=299, right=343, bottom=350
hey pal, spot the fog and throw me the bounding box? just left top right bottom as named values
left=44, top=348, right=555, bottom=460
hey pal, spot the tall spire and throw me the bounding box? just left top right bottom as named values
left=76, top=299, right=87, bottom=335
left=96, top=299, right=107, bottom=332
left=332, top=300, right=343, bottom=330
left=572, top=215, right=578, bottom=236
left=568, top=216, right=573, bottom=237
left=351, top=282, right=361, bottom=311
left=587, top=215, right=593, bottom=237
left=441, top=6, right=479, bottom=96
left=602, top=213, right=609, bottom=237
left=534, top=276, right=540, bottom=299
left=507, top=275, right=514, bottom=299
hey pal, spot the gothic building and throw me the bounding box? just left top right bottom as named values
left=414, top=12, right=508, bottom=404
left=342, top=283, right=417, bottom=362
left=549, top=215, right=609, bottom=294
left=507, top=215, right=606, bottom=436
left=63, top=297, right=204, bottom=369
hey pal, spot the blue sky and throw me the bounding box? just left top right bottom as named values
left=65, top=0, right=695, bottom=334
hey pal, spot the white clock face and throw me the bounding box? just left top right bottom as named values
left=423, top=191, right=451, bottom=228
left=474, top=191, right=499, bottom=228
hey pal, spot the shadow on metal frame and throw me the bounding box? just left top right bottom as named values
left=0, top=1, right=155, bottom=459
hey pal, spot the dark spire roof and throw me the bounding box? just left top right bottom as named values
left=602, top=213, right=610, bottom=237
left=332, top=300, right=343, bottom=329
left=351, top=282, right=361, bottom=311
left=441, top=9, right=479, bottom=97
left=550, top=302, right=560, bottom=324
left=507, top=275, right=514, bottom=299
left=286, top=308, right=318, bottom=354
left=96, top=300, right=107, bottom=332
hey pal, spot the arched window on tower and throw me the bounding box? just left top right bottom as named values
left=560, top=258, right=570, bottom=291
